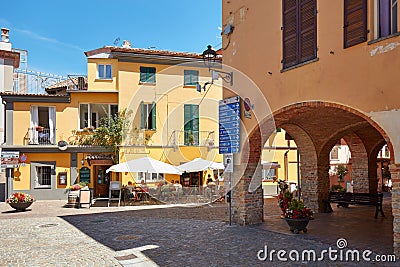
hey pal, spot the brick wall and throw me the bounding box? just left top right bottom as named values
left=390, top=163, right=400, bottom=256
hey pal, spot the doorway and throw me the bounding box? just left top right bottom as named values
left=94, top=165, right=111, bottom=198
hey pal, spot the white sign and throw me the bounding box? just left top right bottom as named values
left=224, top=153, right=234, bottom=173
left=1, top=151, right=19, bottom=168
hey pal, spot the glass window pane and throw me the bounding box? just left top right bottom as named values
left=79, top=104, right=89, bottom=129
left=98, top=64, right=104, bottom=78
left=106, top=65, right=112, bottom=79
left=90, top=104, right=108, bottom=128
left=110, top=105, right=118, bottom=119
left=392, top=1, right=398, bottom=33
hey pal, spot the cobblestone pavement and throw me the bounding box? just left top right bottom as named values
left=0, top=199, right=398, bottom=266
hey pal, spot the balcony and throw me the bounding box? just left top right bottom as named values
left=171, top=130, right=215, bottom=147
left=24, top=127, right=55, bottom=145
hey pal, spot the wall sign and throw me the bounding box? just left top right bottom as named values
left=243, top=97, right=254, bottom=119
left=219, top=96, right=241, bottom=154
left=1, top=151, right=19, bottom=168
left=79, top=167, right=91, bottom=184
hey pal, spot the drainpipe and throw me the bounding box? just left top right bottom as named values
left=284, top=149, right=289, bottom=181
left=297, top=149, right=301, bottom=200
left=2, top=99, right=6, bottom=145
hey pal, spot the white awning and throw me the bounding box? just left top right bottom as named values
left=106, top=156, right=182, bottom=174
left=178, top=158, right=224, bottom=172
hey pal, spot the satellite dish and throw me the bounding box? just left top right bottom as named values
left=113, top=37, right=120, bottom=46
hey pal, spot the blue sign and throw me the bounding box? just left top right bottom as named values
left=219, top=96, right=240, bottom=154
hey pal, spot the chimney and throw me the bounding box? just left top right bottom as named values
left=122, top=40, right=131, bottom=48
left=1, top=28, right=10, bottom=43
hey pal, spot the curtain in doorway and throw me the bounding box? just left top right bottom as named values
left=30, top=106, right=38, bottom=144
left=48, top=107, right=56, bottom=144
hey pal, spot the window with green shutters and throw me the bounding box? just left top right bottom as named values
left=184, top=70, right=199, bottom=86
left=184, top=104, right=199, bottom=145
left=140, top=67, right=156, bottom=84
left=140, top=102, right=156, bottom=130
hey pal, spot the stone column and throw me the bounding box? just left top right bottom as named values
left=231, top=163, right=264, bottom=225
left=390, top=163, right=400, bottom=256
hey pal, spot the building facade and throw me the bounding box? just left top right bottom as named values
left=221, top=0, right=400, bottom=254
left=1, top=44, right=222, bottom=200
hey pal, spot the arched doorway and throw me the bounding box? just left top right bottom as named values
left=231, top=101, right=395, bottom=242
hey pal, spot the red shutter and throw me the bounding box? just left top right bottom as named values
left=344, top=0, right=367, bottom=48
left=299, top=0, right=317, bottom=63
left=283, top=0, right=298, bottom=68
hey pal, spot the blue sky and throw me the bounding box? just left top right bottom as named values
left=1, top=0, right=222, bottom=76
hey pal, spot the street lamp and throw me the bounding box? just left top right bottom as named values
left=201, top=45, right=233, bottom=86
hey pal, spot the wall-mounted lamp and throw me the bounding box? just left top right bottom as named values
left=202, top=45, right=233, bottom=86
left=81, top=159, right=85, bottom=166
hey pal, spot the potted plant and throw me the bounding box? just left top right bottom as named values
left=6, top=192, right=35, bottom=211
left=334, top=164, right=348, bottom=187
left=66, top=182, right=88, bottom=207
left=277, top=180, right=313, bottom=234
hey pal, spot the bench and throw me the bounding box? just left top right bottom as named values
left=328, top=192, right=385, bottom=219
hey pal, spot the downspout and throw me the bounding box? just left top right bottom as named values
left=2, top=99, right=6, bottom=145
left=284, top=149, right=290, bottom=181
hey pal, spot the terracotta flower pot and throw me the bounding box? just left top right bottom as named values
left=8, top=202, right=33, bottom=211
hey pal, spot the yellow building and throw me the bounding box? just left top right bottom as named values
left=1, top=45, right=222, bottom=200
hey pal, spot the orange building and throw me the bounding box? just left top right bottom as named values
left=221, top=0, right=400, bottom=254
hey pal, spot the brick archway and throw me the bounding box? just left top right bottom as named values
left=233, top=101, right=393, bottom=222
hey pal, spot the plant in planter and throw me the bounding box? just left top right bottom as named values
left=277, top=180, right=313, bottom=234
left=6, top=192, right=35, bottom=211
left=334, top=164, right=348, bottom=187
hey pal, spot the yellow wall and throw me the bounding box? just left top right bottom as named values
left=88, top=55, right=224, bottom=186
left=262, top=130, right=298, bottom=185
left=12, top=93, right=118, bottom=145
left=87, top=58, right=119, bottom=90
left=13, top=153, right=70, bottom=190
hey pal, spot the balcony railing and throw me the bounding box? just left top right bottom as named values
left=25, top=127, right=55, bottom=145
left=171, top=130, right=215, bottom=147
left=66, top=75, right=88, bottom=91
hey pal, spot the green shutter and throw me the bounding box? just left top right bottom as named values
left=149, top=68, right=156, bottom=84
left=184, top=104, right=192, bottom=145
left=140, top=101, right=145, bottom=129
left=151, top=101, right=156, bottom=130
left=140, top=67, right=147, bottom=82
left=183, top=104, right=199, bottom=145
left=192, top=105, right=199, bottom=145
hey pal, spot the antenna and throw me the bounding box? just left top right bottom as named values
left=113, top=37, right=120, bottom=46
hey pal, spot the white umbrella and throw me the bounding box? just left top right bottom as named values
left=178, top=158, right=224, bottom=172
left=106, top=156, right=182, bottom=174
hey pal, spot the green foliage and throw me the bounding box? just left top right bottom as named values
left=331, top=184, right=346, bottom=192
left=289, top=198, right=305, bottom=212
left=91, top=109, right=133, bottom=162
left=334, top=164, right=348, bottom=182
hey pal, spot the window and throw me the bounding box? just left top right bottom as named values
left=282, top=0, right=317, bottom=69
left=344, top=0, right=367, bottom=48
left=138, top=172, right=163, bottom=181
left=98, top=64, right=112, bottom=79
left=140, top=102, right=156, bottom=130
left=330, top=146, right=339, bottom=160
left=30, top=106, right=56, bottom=145
left=184, top=104, right=199, bottom=145
left=37, top=166, right=51, bottom=187
left=184, top=70, right=199, bottom=86
left=262, top=168, right=277, bottom=181
left=376, top=0, right=398, bottom=38
left=140, top=66, right=156, bottom=83
left=79, top=104, right=118, bottom=129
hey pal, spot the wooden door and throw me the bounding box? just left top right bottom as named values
left=94, top=165, right=111, bottom=198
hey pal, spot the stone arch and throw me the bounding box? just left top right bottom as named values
left=234, top=101, right=393, bottom=224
